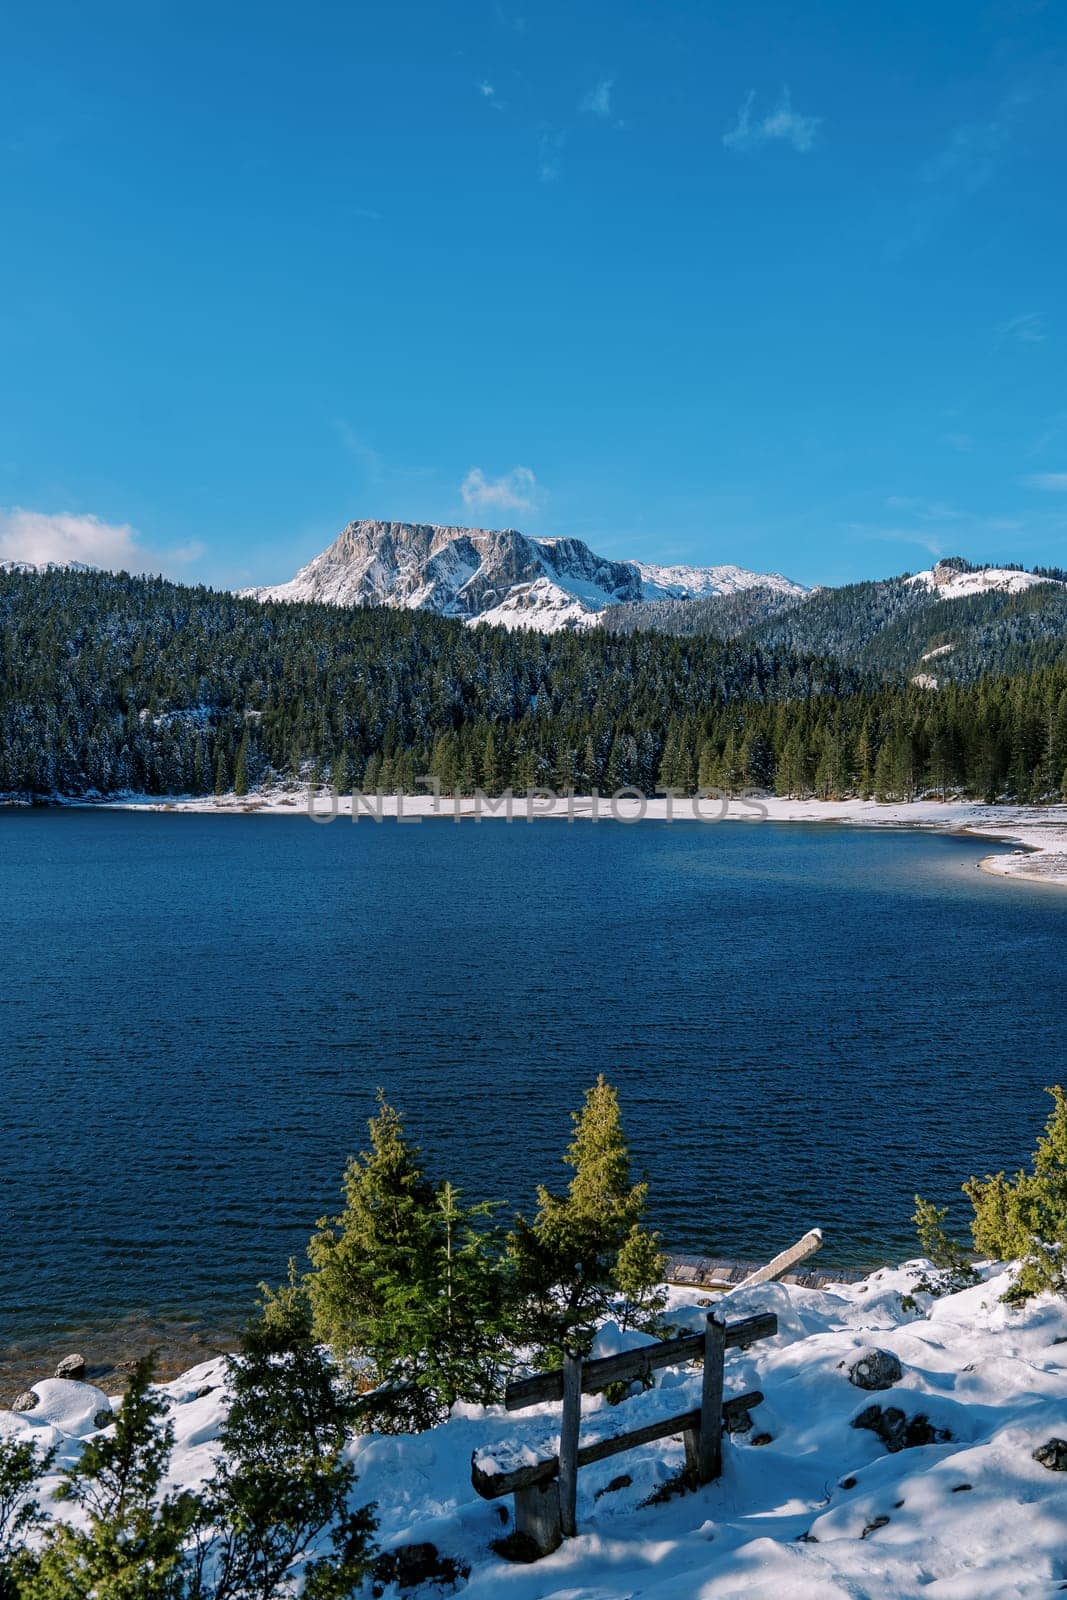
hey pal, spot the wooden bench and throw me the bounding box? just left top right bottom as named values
left=471, top=1309, right=777, bottom=1557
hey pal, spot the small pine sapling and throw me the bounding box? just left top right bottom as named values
left=965, top=1085, right=1067, bottom=1303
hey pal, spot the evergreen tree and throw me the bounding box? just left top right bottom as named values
left=481, top=727, right=500, bottom=793
left=911, top=1195, right=977, bottom=1293
left=510, top=1077, right=664, bottom=1357
left=306, top=1097, right=512, bottom=1428
left=0, top=1437, right=53, bottom=1600
left=214, top=741, right=231, bottom=797
left=28, top=1356, right=197, bottom=1600
left=964, top=1085, right=1067, bottom=1302
left=187, top=1325, right=377, bottom=1600
left=330, top=748, right=351, bottom=797
left=233, top=730, right=250, bottom=797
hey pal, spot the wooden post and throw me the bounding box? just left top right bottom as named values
left=698, top=1311, right=726, bottom=1484
left=514, top=1480, right=562, bottom=1556
left=682, top=1422, right=701, bottom=1483
left=559, top=1349, right=582, bottom=1538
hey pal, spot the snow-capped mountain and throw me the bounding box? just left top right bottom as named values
left=243, top=519, right=806, bottom=631
left=908, top=560, right=1064, bottom=602
left=632, top=560, right=801, bottom=602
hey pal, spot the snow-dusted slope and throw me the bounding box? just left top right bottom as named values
left=634, top=560, right=803, bottom=602
left=909, top=560, right=1063, bottom=602
left=6, top=1260, right=1067, bottom=1598
left=243, top=520, right=807, bottom=631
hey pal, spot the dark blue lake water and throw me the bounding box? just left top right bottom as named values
left=2, top=809, right=1065, bottom=1377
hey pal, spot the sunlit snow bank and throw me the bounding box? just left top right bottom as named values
left=4, top=1262, right=1067, bottom=1597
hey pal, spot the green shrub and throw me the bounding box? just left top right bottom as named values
left=0, top=1437, right=53, bottom=1600
left=18, top=1342, right=376, bottom=1600
left=27, top=1355, right=197, bottom=1600
left=964, top=1085, right=1067, bottom=1303
left=187, top=1328, right=377, bottom=1599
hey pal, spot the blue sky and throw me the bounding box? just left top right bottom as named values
left=1, top=0, right=1066, bottom=589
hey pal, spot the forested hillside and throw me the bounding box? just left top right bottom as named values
left=2, top=566, right=1067, bottom=802
left=606, top=564, right=1067, bottom=682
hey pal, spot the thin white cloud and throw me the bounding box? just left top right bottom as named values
left=1023, top=472, right=1067, bottom=490
left=849, top=522, right=946, bottom=558
left=537, top=128, right=564, bottom=181
left=889, top=90, right=1030, bottom=258
left=944, top=432, right=974, bottom=453
left=0, top=508, right=203, bottom=574
left=461, top=467, right=539, bottom=515
left=480, top=81, right=495, bottom=97
left=723, top=88, right=821, bottom=154
left=921, top=99, right=1022, bottom=194
left=998, top=312, right=1046, bottom=345
left=581, top=79, right=613, bottom=118
left=333, top=420, right=435, bottom=488
left=885, top=495, right=964, bottom=522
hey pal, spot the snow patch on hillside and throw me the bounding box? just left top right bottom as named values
left=909, top=563, right=1063, bottom=602
left=5, top=1262, right=1067, bottom=1597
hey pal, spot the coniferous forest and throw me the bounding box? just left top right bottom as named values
left=2, top=566, right=1067, bottom=803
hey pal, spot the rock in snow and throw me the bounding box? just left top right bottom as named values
left=845, top=1347, right=903, bottom=1391
left=4, top=1261, right=1067, bottom=1597
left=851, top=1402, right=951, bottom=1453
left=1032, top=1437, right=1067, bottom=1471
left=242, top=519, right=806, bottom=632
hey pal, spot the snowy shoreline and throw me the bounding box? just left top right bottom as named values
left=5, top=1260, right=1067, bottom=1597
left=30, top=789, right=1067, bottom=890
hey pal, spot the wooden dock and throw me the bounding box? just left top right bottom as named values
left=664, top=1251, right=871, bottom=1292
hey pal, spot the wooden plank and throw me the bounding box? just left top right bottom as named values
left=732, top=1229, right=823, bottom=1292
left=471, top=1390, right=764, bottom=1498
left=504, top=1311, right=777, bottom=1410
left=665, top=1252, right=866, bottom=1290
left=698, top=1312, right=726, bottom=1484
left=558, top=1351, right=581, bottom=1538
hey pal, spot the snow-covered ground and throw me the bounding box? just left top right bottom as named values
left=5, top=1263, right=1067, bottom=1597
left=84, top=790, right=1067, bottom=891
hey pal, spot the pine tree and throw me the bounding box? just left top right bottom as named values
left=964, top=1085, right=1067, bottom=1302
left=188, top=1325, right=378, bottom=1599
left=214, top=741, right=231, bottom=796
left=510, top=1077, right=664, bottom=1356
left=0, top=1437, right=53, bottom=1599
left=233, top=730, right=250, bottom=797
left=306, top=1097, right=512, bottom=1428
left=307, top=1095, right=439, bottom=1380
left=331, top=748, right=351, bottom=796
left=911, top=1195, right=977, bottom=1293
left=28, top=1356, right=197, bottom=1600
left=481, top=727, right=500, bottom=793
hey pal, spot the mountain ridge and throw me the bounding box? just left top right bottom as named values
left=241, top=518, right=806, bottom=630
